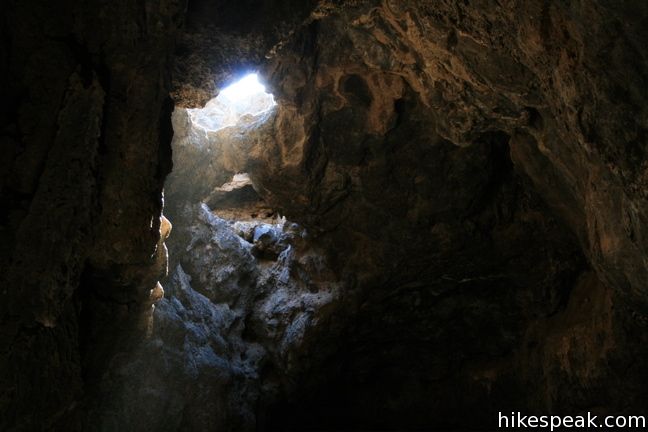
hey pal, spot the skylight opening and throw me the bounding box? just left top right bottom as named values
left=219, top=73, right=268, bottom=102
left=187, top=73, right=277, bottom=132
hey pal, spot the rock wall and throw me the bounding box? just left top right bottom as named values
left=0, top=0, right=184, bottom=429
left=1, top=0, right=647, bottom=430
left=171, top=0, right=648, bottom=428
left=257, top=0, right=648, bottom=306
left=156, top=97, right=347, bottom=430
left=86, top=201, right=343, bottom=431
left=250, top=2, right=648, bottom=427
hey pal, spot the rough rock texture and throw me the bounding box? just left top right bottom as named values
left=116, top=201, right=341, bottom=431
left=164, top=105, right=276, bottom=219
left=158, top=93, right=347, bottom=430
left=0, top=0, right=184, bottom=429
left=171, top=0, right=319, bottom=107
left=259, top=2, right=648, bottom=427
left=168, top=0, right=648, bottom=430
left=2, top=0, right=648, bottom=430
left=255, top=0, right=648, bottom=307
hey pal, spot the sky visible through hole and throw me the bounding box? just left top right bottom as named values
left=188, top=73, right=276, bottom=132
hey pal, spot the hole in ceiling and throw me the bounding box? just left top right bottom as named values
left=164, top=70, right=296, bottom=269
left=186, top=73, right=277, bottom=132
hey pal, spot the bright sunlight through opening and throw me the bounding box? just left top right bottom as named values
left=219, top=73, right=268, bottom=102
left=187, top=73, right=276, bottom=132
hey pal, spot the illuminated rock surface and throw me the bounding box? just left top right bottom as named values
left=187, top=74, right=276, bottom=131
left=1, top=1, right=648, bottom=431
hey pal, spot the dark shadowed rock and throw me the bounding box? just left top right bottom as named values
left=2, top=0, right=648, bottom=430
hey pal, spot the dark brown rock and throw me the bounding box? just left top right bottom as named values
left=0, top=0, right=184, bottom=429
left=2, top=0, right=648, bottom=430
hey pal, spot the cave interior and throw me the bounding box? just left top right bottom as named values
left=1, top=0, right=648, bottom=431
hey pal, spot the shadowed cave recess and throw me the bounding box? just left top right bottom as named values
left=1, top=0, right=648, bottom=431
